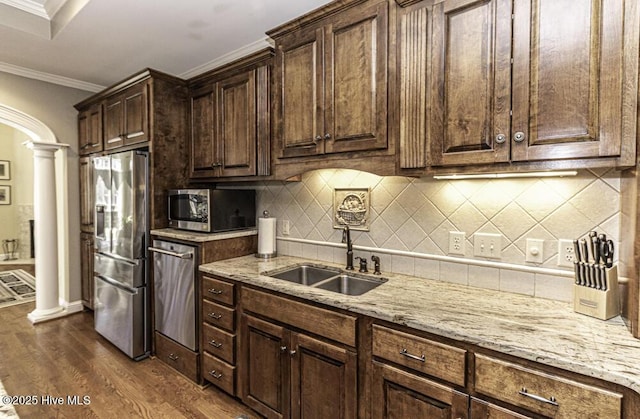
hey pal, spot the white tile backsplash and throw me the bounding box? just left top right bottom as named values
left=254, top=168, right=622, bottom=301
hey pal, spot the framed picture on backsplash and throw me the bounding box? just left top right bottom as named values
left=334, top=188, right=370, bottom=231
left=0, top=186, right=10, bottom=205
left=0, top=161, right=9, bottom=180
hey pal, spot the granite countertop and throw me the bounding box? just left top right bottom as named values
left=199, top=254, right=640, bottom=394
left=150, top=228, right=257, bottom=243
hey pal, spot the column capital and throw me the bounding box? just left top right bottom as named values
left=24, top=140, right=69, bottom=152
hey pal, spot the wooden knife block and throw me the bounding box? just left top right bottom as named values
left=573, top=265, right=620, bottom=320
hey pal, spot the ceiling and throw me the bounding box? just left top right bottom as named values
left=0, top=0, right=332, bottom=92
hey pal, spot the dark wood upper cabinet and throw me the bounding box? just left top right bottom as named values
left=425, top=0, right=638, bottom=168
left=272, top=0, right=389, bottom=160
left=104, top=82, right=149, bottom=151
left=510, top=0, right=630, bottom=162
left=188, top=49, right=273, bottom=179
left=78, top=103, right=103, bottom=155
left=430, top=0, right=513, bottom=166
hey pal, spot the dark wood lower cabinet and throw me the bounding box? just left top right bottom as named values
left=470, top=398, right=531, bottom=419
left=371, top=361, right=469, bottom=419
left=240, top=313, right=357, bottom=419
left=80, top=233, right=94, bottom=309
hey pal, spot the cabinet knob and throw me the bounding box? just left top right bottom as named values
left=514, top=131, right=526, bottom=142
left=290, top=349, right=297, bottom=356
left=314, top=135, right=322, bottom=143
left=324, top=133, right=331, bottom=140
left=495, top=134, right=506, bottom=144
left=280, top=346, right=288, bottom=353
left=211, top=162, right=222, bottom=168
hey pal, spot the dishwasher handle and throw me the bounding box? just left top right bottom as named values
left=148, top=247, right=194, bottom=259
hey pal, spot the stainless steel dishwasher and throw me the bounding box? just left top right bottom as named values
left=149, top=239, right=198, bottom=351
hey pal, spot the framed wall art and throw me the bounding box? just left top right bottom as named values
left=0, top=161, right=9, bottom=180
left=333, top=188, right=370, bottom=231
left=0, top=185, right=10, bottom=205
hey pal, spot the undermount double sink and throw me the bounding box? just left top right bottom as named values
left=262, top=264, right=387, bottom=296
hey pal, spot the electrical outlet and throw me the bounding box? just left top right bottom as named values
left=282, top=219, right=290, bottom=236
left=557, top=239, right=575, bottom=267
left=474, top=233, right=502, bottom=259
left=526, top=238, right=544, bottom=263
left=449, top=231, right=466, bottom=255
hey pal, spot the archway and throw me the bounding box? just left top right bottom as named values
left=0, top=104, right=80, bottom=322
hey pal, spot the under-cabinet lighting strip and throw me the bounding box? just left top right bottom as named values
left=433, top=170, right=578, bottom=180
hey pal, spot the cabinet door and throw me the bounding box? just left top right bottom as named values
left=371, top=361, right=469, bottom=419
left=241, top=315, right=290, bottom=419
left=122, top=84, right=149, bottom=146
left=104, top=95, right=124, bottom=150
left=276, top=27, right=325, bottom=158
left=80, top=233, right=94, bottom=309
left=324, top=0, right=388, bottom=154
left=290, top=332, right=357, bottom=419
left=471, top=398, right=532, bottom=419
left=217, top=70, right=257, bottom=177
left=430, top=0, right=512, bottom=166
left=511, top=0, right=628, bottom=161
left=78, top=104, right=103, bottom=155
left=79, top=157, right=94, bottom=232
left=190, top=88, right=217, bottom=177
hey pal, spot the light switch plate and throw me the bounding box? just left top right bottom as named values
left=526, top=238, right=544, bottom=263
left=474, top=233, right=502, bottom=259
left=282, top=219, right=290, bottom=236
left=448, top=231, right=466, bottom=255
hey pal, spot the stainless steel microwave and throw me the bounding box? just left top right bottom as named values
left=167, top=189, right=256, bottom=233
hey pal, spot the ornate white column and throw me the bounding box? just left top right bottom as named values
left=26, top=141, right=65, bottom=323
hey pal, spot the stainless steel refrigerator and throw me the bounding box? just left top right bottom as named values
left=93, top=150, right=149, bottom=360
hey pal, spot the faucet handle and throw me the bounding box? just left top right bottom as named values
left=355, top=256, right=368, bottom=273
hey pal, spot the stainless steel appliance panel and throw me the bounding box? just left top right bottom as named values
left=94, top=275, right=147, bottom=359
left=151, top=240, right=197, bottom=351
left=110, top=151, right=148, bottom=260
left=94, top=252, right=144, bottom=289
left=93, top=155, right=112, bottom=254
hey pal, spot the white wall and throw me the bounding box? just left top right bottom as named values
left=0, top=71, right=92, bottom=301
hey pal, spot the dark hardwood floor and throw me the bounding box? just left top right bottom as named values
left=0, top=303, right=258, bottom=419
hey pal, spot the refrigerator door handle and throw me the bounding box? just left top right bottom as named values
left=148, top=247, right=194, bottom=259
left=96, top=251, right=141, bottom=266
left=95, top=274, right=138, bottom=293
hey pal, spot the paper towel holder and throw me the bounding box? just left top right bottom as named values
left=256, top=210, right=277, bottom=259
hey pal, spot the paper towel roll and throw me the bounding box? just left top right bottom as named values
left=257, top=216, right=277, bottom=258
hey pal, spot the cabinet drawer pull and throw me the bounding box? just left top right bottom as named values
left=208, top=288, right=223, bottom=295
left=207, top=312, right=223, bottom=320
left=208, top=370, right=223, bottom=380
left=518, top=387, right=559, bottom=406
left=399, top=348, right=425, bottom=362
left=168, top=353, right=179, bottom=361
left=208, top=339, right=223, bottom=348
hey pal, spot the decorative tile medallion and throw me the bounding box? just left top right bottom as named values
left=333, top=188, right=370, bottom=231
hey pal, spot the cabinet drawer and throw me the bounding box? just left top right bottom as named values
left=202, top=299, right=235, bottom=332
left=372, top=325, right=466, bottom=387
left=202, top=352, right=235, bottom=395
left=243, top=287, right=356, bottom=347
left=202, top=276, right=235, bottom=306
left=202, top=322, right=235, bottom=364
left=154, top=332, right=199, bottom=383
left=474, top=354, right=622, bottom=418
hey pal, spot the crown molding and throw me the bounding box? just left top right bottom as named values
left=179, top=37, right=275, bottom=80
left=0, top=62, right=104, bottom=92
